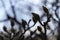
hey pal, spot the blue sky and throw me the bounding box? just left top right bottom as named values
left=0, top=0, right=59, bottom=36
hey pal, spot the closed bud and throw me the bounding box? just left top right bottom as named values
left=3, top=26, right=7, bottom=32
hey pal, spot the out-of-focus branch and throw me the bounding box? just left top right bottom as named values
left=54, top=0, right=59, bottom=20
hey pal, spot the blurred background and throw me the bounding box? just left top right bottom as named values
left=0, top=0, right=60, bottom=40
